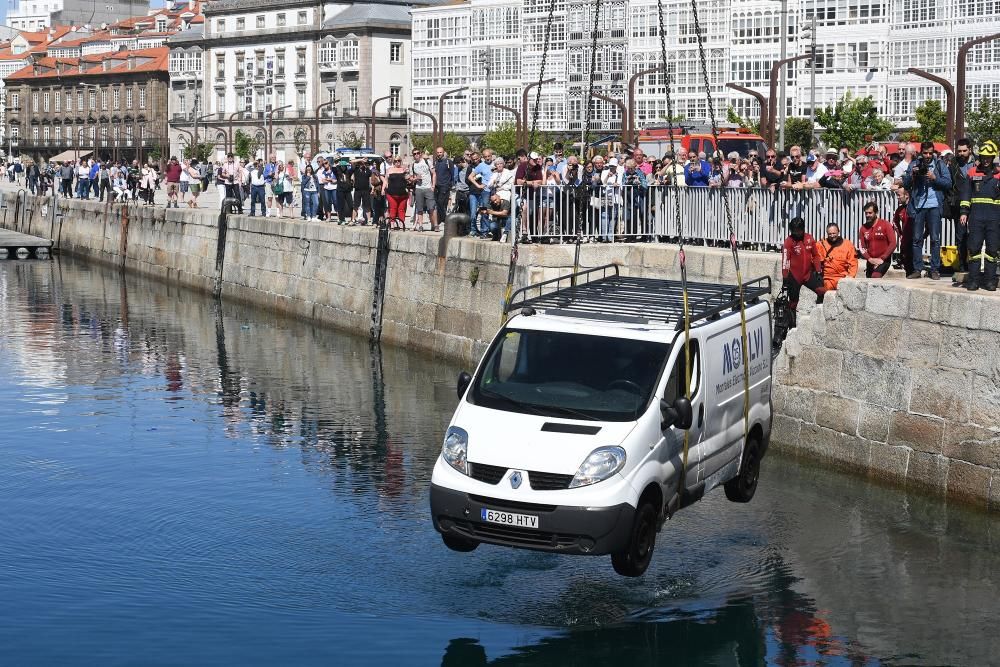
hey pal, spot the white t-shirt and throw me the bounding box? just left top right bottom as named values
left=411, top=160, right=432, bottom=189
left=805, top=163, right=828, bottom=184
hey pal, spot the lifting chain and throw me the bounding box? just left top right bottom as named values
left=528, top=0, right=558, bottom=150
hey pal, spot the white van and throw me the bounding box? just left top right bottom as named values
left=430, top=265, right=773, bottom=576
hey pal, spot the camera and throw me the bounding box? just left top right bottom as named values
left=915, top=156, right=932, bottom=176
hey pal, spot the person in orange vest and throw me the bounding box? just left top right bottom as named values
left=817, top=222, right=858, bottom=292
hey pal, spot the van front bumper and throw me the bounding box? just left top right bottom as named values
left=430, top=483, right=635, bottom=556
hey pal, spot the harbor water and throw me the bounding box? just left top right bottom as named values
left=0, top=257, right=997, bottom=666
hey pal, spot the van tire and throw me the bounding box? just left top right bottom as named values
left=724, top=435, right=761, bottom=503
left=442, top=533, right=479, bottom=552
left=611, top=499, right=658, bottom=577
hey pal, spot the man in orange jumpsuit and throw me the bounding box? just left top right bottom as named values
left=817, top=222, right=859, bottom=292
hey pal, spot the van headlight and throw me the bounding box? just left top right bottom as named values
left=569, top=446, right=626, bottom=488
left=441, top=426, right=469, bottom=475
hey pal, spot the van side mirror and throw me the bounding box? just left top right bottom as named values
left=457, top=371, right=472, bottom=399
left=660, top=397, right=693, bottom=430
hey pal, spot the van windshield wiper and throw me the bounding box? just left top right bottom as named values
left=478, top=388, right=548, bottom=416
left=542, top=404, right=601, bottom=422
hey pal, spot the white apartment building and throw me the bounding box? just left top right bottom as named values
left=6, top=0, right=148, bottom=31
left=411, top=0, right=1000, bottom=141
left=170, top=0, right=437, bottom=159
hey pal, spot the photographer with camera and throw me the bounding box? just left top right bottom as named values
left=902, top=141, right=953, bottom=280
left=478, top=192, right=511, bottom=242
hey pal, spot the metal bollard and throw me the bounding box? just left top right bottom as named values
left=439, top=211, right=469, bottom=258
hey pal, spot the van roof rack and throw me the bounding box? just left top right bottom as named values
left=506, top=264, right=771, bottom=330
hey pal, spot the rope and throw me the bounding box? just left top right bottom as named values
left=689, top=0, right=752, bottom=451
left=527, top=0, right=558, bottom=150
left=581, top=0, right=604, bottom=154
left=656, top=0, right=692, bottom=510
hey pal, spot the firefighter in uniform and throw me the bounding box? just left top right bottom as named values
left=781, top=216, right=826, bottom=327
left=959, top=140, right=1000, bottom=291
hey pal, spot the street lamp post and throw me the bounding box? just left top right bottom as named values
left=369, top=94, right=392, bottom=151
left=311, top=99, right=337, bottom=153
left=726, top=83, right=768, bottom=139
left=478, top=48, right=492, bottom=134
left=520, top=78, right=554, bottom=149
left=437, top=86, right=468, bottom=147
left=956, top=32, right=1000, bottom=141
left=908, top=68, right=955, bottom=146
left=407, top=107, right=438, bottom=146
left=777, top=0, right=789, bottom=149
left=590, top=91, right=627, bottom=146
left=266, top=104, right=292, bottom=158
left=767, top=54, right=811, bottom=147
left=626, top=66, right=664, bottom=146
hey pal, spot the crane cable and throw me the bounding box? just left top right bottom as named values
left=688, top=0, right=752, bottom=453
left=656, top=0, right=692, bottom=513
left=527, top=0, right=558, bottom=151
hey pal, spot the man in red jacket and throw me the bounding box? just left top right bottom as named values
left=892, top=189, right=914, bottom=276
left=858, top=201, right=897, bottom=278
left=782, top=216, right=826, bottom=315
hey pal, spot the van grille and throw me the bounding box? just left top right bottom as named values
left=468, top=462, right=506, bottom=485
left=528, top=470, right=574, bottom=491
left=451, top=519, right=580, bottom=549
left=469, top=495, right=557, bottom=513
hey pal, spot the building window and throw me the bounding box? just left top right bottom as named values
left=101, top=89, right=108, bottom=110
left=277, top=13, right=285, bottom=27
left=236, top=17, right=245, bottom=31
left=11, top=93, right=18, bottom=110
left=296, top=88, right=306, bottom=110
left=297, top=10, right=307, bottom=24
left=255, top=50, right=265, bottom=77
left=32, top=92, right=38, bottom=112
left=55, top=91, right=61, bottom=112
left=43, top=126, right=49, bottom=143
left=217, top=91, right=225, bottom=114
left=139, top=87, right=146, bottom=109
left=319, top=41, right=335, bottom=64
left=55, top=126, right=61, bottom=143
left=389, top=133, right=401, bottom=157
left=349, top=87, right=357, bottom=110
left=113, top=87, right=119, bottom=109
left=32, top=126, right=39, bottom=143
left=275, top=49, right=285, bottom=76
left=156, top=18, right=167, bottom=32
left=276, top=88, right=285, bottom=108
left=43, top=92, right=49, bottom=112
left=255, top=90, right=264, bottom=112
left=296, top=48, right=306, bottom=74
left=178, top=93, right=186, bottom=116
left=78, top=90, right=84, bottom=109
left=10, top=126, right=17, bottom=143
left=217, top=19, right=226, bottom=32
left=389, top=87, right=401, bottom=111
left=89, top=90, right=96, bottom=110
left=217, top=54, right=226, bottom=79
left=125, top=88, right=133, bottom=109
left=390, top=42, right=402, bottom=63
left=256, top=15, right=265, bottom=29
left=235, top=52, right=245, bottom=79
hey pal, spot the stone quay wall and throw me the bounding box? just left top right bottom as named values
left=774, top=279, right=1000, bottom=511
left=3, top=191, right=997, bottom=510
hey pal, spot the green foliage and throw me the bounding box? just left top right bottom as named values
left=815, top=92, right=894, bottom=151
left=147, top=144, right=163, bottom=162
left=337, top=130, right=365, bottom=150
left=411, top=132, right=469, bottom=158
left=726, top=106, right=761, bottom=135
left=480, top=122, right=520, bottom=156
left=914, top=99, right=947, bottom=143
left=183, top=141, right=214, bottom=163
left=782, top=117, right=815, bottom=152
left=965, top=97, right=1000, bottom=147
left=233, top=130, right=258, bottom=160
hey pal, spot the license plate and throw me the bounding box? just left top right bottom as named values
left=481, top=508, right=539, bottom=529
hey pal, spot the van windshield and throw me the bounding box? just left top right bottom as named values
left=470, top=328, right=670, bottom=422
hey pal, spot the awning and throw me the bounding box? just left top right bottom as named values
left=46, top=149, right=92, bottom=163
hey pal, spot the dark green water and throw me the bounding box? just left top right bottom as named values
left=0, top=257, right=997, bottom=666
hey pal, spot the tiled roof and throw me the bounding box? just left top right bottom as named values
left=6, top=46, right=169, bottom=80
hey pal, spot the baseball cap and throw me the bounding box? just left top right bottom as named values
left=824, top=148, right=838, bottom=157
left=941, top=148, right=954, bottom=157
left=608, top=158, right=619, bottom=167
left=806, top=155, right=817, bottom=163
left=529, top=151, right=540, bottom=160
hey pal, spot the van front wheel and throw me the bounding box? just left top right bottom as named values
left=611, top=499, right=658, bottom=577
left=724, top=436, right=761, bottom=503
left=442, top=533, right=479, bottom=552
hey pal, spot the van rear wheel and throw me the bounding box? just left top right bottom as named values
left=611, top=499, right=658, bottom=577
left=724, top=436, right=761, bottom=503
left=442, top=533, right=479, bottom=552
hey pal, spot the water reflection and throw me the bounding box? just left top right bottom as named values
left=0, top=257, right=997, bottom=666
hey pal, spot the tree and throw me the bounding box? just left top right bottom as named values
left=814, top=92, right=894, bottom=151
left=233, top=130, right=258, bottom=160
left=411, top=132, right=468, bottom=157
left=965, top=97, right=1000, bottom=147
left=337, top=130, right=365, bottom=150
left=183, top=140, right=214, bottom=163
left=782, top=117, right=815, bottom=152
left=914, top=99, right=947, bottom=143
left=480, top=122, right=519, bottom=156
left=726, top=106, right=760, bottom=135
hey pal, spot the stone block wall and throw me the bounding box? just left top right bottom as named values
left=774, top=278, right=1000, bottom=510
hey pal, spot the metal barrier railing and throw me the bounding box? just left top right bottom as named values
left=494, top=185, right=954, bottom=250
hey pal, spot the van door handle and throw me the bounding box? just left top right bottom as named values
left=698, top=404, right=704, bottom=428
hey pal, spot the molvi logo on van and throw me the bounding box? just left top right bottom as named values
left=716, top=326, right=768, bottom=394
